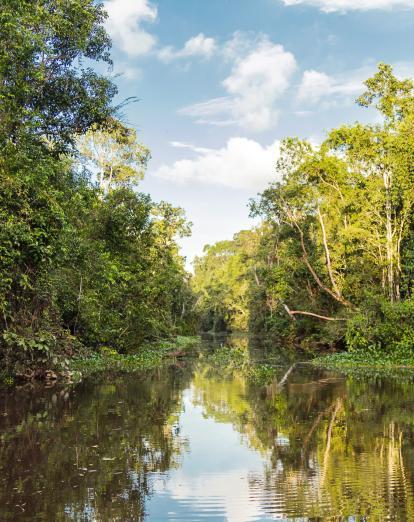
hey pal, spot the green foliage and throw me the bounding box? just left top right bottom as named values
left=346, top=298, right=414, bottom=357
left=51, top=186, right=195, bottom=351
left=312, top=349, right=414, bottom=381
left=70, top=336, right=200, bottom=376
left=195, top=63, right=414, bottom=360
left=247, top=63, right=414, bottom=353
left=205, top=344, right=248, bottom=371
left=0, top=371, right=14, bottom=387
left=77, top=119, right=150, bottom=193
left=0, top=0, right=197, bottom=376
left=0, top=0, right=116, bottom=151
left=192, top=230, right=259, bottom=332
left=0, top=165, right=197, bottom=372
left=170, top=335, right=200, bottom=350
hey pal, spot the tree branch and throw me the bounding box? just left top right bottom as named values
left=283, top=303, right=347, bottom=322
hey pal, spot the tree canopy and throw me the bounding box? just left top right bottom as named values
left=0, top=0, right=196, bottom=376
left=193, top=64, right=414, bottom=355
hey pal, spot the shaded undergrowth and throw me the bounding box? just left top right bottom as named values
left=69, top=336, right=200, bottom=376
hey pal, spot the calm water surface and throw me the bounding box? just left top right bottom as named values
left=2, top=337, right=414, bottom=521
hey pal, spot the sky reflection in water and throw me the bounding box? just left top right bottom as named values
left=1, top=338, right=414, bottom=520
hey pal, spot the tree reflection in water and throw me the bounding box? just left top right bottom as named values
left=2, top=339, right=414, bottom=520
left=190, top=352, right=414, bottom=520
left=0, top=366, right=193, bottom=521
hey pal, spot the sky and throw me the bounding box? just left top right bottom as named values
left=102, top=0, right=414, bottom=268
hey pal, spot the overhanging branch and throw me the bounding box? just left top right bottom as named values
left=283, top=304, right=347, bottom=322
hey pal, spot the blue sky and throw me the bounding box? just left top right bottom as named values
left=102, top=0, right=414, bottom=267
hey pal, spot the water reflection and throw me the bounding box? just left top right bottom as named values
left=0, top=367, right=193, bottom=521
left=2, top=339, right=414, bottom=520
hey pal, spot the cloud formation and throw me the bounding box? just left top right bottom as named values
left=104, top=0, right=157, bottom=56
left=282, top=0, right=414, bottom=12
left=297, top=63, right=414, bottom=107
left=158, top=34, right=217, bottom=62
left=153, top=138, right=280, bottom=189
left=179, top=35, right=297, bottom=132
left=297, top=69, right=363, bottom=105
left=104, top=2, right=217, bottom=66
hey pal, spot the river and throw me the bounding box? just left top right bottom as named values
left=1, top=335, right=414, bottom=520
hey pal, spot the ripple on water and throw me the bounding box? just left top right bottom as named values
left=2, top=348, right=414, bottom=521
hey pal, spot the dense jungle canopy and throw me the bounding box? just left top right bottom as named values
left=2, top=0, right=414, bottom=376
left=0, top=0, right=196, bottom=375
left=193, top=64, right=414, bottom=354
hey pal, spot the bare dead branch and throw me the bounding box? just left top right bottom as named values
left=283, top=303, right=347, bottom=322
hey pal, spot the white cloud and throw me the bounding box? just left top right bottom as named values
left=104, top=2, right=216, bottom=64
left=221, top=31, right=259, bottom=62
left=158, top=33, right=217, bottom=62
left=178, top=97, right=238, bottom=126
left=297, top=69, right=362, bottom=105
left=282, top=0, right=414, bottom=12
left=179, top=35, right=297, bottom=132
left=104, top=0, right=157, bottom=56
left=297, top=63, right=414, bottom=107
left=169, top=141, right=215, bottom=154
left=153, top=138, right=280, bottom=190
left=297, top=70, right=334, bottom=104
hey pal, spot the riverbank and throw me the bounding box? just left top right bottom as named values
left=70, top=336, right=200, bottom=379
left=0, top=336, right=200, bottom=386
left=312, top=350, right=414, bottom=378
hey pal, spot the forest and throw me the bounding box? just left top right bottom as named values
left=193, top=64, right=414, bottom=358
left=2, top=0, right=414, bottom=378
left=0, top=0, right=196, bottom=378
left=4, top=2, right=414, bottom=520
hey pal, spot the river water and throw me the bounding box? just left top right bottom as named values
left=1, top=336, right=414, bottom=521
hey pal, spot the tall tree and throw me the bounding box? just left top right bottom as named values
left=77, top=119, right=150, bottom=193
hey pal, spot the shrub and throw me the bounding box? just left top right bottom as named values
left=346, top=297, right=414, bottom=358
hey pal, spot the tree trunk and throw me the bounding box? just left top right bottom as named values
left=317, top=207, right=341, bottom=298
left=293, top=221, right=353, bottom=308
left=107, top=165, right=114, bottom=193
left=384, top=169, right=395, bottom=302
